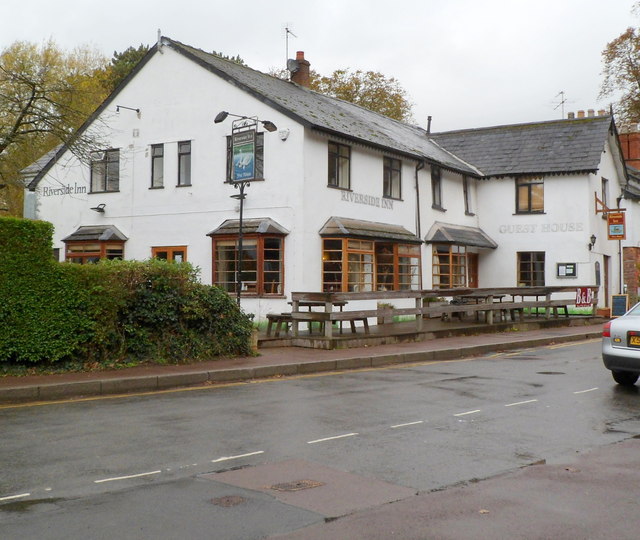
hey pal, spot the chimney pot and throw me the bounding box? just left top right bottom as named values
left=577, top=110, right=585, bottom=118
left=588, top=109, right=595, bottom=117
left=568, top=112, right=575, bottom=119
left=291, top=51, right=311, bottom=88
left=598, top=109, right=607, bottom=116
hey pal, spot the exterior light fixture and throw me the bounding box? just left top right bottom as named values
left=90, top=203, right=106, bottom=213
left=588, top=234, right=596, bottom=251
left=214, top=110, right=277, bottom=132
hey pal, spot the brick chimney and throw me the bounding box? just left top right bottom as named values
left=290, top=51, right=311, bottom=88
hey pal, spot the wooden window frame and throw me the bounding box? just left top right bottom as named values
left=322, top=238, right=421, bottom=292
left=152, top=246, right=187, bottom=262
left=151, top=144, right=164, bottom=188
left=90, top=149, right=120, bottom=193
left=463, top=175, right=473, bottom=215
left=383, top=157, right=402, bottom=199
left=64, top=240, right=124, bottom=264
left=515, top=176, right=544, bottom=214
left=178, top=141, right=192, bottom=186
left=517, top=251, right=545, bottom=286
left=212, top=234, right=284, bottom=296
left=431, top=165, right=443, bottom=210
left=432, top=244, right=467, bottom=289
left=328, top=141, right=351, bottom=190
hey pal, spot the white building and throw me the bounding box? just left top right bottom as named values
left=24, top=37, right=634, bottom=318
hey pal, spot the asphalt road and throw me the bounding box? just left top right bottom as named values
left=1, top=338, right=639, bottom=539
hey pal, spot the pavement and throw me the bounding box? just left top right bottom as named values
left=0, top=321, right=604, bottom=405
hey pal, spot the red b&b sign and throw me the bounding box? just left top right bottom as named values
left=575, top=287, right=593, bottom=307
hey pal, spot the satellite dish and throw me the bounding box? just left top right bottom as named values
left=287, top=59, right=299, bottom=73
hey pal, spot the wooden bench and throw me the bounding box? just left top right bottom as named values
left=266, top=313, right=293, bottom=337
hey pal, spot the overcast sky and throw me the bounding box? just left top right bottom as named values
left=3, top=0, right=636, bottom=131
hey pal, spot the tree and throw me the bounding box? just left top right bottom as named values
left=270, top=67, right=413, bottom=122
left=600, top=26, right=640, bottom=123
left=0, top=40, right=108, bottom=215
left=101, top=44, right=149, bottom=92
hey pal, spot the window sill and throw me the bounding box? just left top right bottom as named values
left=465, top=211, right=475, bottom=216
left=90, top=190, right=120, bottom=194
left=328, top=184, right=351, bottom=191
left=384, top=195, right=403, bottom=201
left=432, top=204, right=446, bottom=212
left=176, top=184, right=192, bottom=188
left=149, top=186, right=164, bottom=190
left=513, top=211, right=546, bottom=215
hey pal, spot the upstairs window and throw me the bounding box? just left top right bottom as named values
left=431, top=165, right=443, bottom=209
left=383, top=157, right=401, bottom=199
left=151, top=144, right=164, bottom=188
left=226, top=133, right=264, bottom=181
left=516, top=176, right=544, bottom=213
left=178, top=141, right=191, bottom=186
left=90, top=149, right=119, bottom=193
left=463, top=175, right=473, bottom=215
left=328, top=141, right=351, bottom=189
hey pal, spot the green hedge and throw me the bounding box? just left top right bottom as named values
left=0, top=217, right=253, bottom=366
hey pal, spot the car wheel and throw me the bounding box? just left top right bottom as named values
left=612, top=370, right=639, bottom=386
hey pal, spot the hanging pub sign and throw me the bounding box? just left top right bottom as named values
left=232, top=129, right=256, bottom=181
left=607, top=212, right=626, bottom=240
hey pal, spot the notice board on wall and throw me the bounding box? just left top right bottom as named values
left=611, top=294, right=629, bottom=317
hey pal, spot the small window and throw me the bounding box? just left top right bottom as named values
left=90, top=149, right=119, bottom=193
left=152, top=246, right=187, bottom=262
left=178, top=141, right=191, bottom=186
left=328, top=141, right=351, bottom=189
left=151, top=144, right=164, bottom=188
left=226, top=133, right=264, bottom=181
left=516, top=176, right=544, bottom=213
left=383, top=157, right=401, bottom=199
left=518, top=251, right=545, bottom=286
left=463, top=175, right=473, bottom=215
left=431, top=165, right=443, bottom=209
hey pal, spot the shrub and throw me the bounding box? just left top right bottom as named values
left=0, top=217, right=253, bottom=367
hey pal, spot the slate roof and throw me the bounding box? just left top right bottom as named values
left=319, top=216, right=422, bottom=243
left=424, top=221, right=497, bottom=249
left=430, top=116, right=613, bottom=177
left=208, top=218, right=289, bottom=236
left=62, top=225, right=128, bottom=242
left=166, top=38, right=479, bottom=176
left=624, top=166, right=640, bottom=200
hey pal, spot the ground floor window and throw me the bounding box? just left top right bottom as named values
left=518, top=251, right=545, bottom=286
left=152, top=246, right=187, bottom=262
left=65, top=242, right=124, bottom=264
left=432, top=244, right=467, bottom=288
left=213, top=236, right=283, bottom=296
left=322, top=238, right=421, bottom=292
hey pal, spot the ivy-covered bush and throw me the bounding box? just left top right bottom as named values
left=0, top=217, right=253, bottom=366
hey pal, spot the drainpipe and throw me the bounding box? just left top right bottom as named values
left=415, top=161, right=425, bottom=238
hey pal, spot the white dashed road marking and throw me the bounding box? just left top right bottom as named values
left=307, top=433, right=358, bottom=444
left=94, top=470, right=162, bottom=484
left=211, top=451, right=264, bottom=463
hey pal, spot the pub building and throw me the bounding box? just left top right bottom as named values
left=24, top=36, right=638, bottom=320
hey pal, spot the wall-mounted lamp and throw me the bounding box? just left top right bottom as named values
left=214, top=111, right=277, bottom=132
left=90, top=203, right=106, bottom=213
left=588, top=234, right=597, bottom=251
left=116, top=105, right=141, bottom=118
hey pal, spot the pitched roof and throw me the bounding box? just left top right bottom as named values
left=319, top=216, right=421, bottom=243
left=166, top=38, right=479, bottom=175
left=430, top=116, right=613, bottom=177
left=424, top=221, right=497, bottom=249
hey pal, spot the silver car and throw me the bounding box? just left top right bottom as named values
left=602, top=302, right=640, bottom=386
